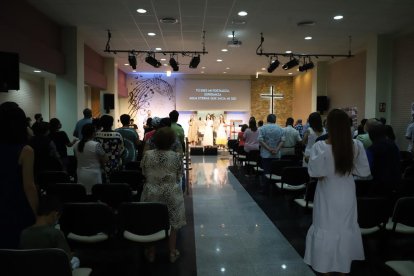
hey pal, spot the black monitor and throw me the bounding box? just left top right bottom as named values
left=0, top=52, right=20, bottom=92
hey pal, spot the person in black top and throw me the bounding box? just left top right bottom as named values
left=49, top=118, right=77, bottom=171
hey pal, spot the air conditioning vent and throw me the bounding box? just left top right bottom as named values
left=160, top=17, right=179, bottom=24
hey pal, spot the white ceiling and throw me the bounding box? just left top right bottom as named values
left=27, top=0, right=414, bottom=76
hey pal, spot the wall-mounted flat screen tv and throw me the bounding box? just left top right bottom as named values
left=0, top=51, right=19, bottom=92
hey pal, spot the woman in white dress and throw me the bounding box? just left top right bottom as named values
left=203, top=114, right=214, bottom=146
left=304, top=109, right=370, bottom=274
left=74, top=124, right=106, bottom=194
left=215, top=114, right=227, bottom=149
left=187, top=114, right=198, bottom=146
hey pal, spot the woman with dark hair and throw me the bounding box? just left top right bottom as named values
left=95, top=115, right=124, bottom=182
left=243, top=118, right=259, bottom=152
left=238, top=124, right=249, bottom=148
left=304, top=109, right=370, bottom=275
left=49, top=118, right=77, bottom=170
left=0, top=102, right=38, bottom=248
left=74, top=124, right=106, bottom=194
left=215, top=114, right=227, bottom=150
left=303, top=112, right=326, bottom=165
left=140, top=127, right=186, bottom=263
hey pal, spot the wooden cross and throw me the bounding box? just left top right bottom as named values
left=260, top=86, right=284, bottom=114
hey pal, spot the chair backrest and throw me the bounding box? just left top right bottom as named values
left=118, top=202, right=170, bottom=238
left=392, top=197, right=414, bottom=228
left=357, top=197, right=389, bottom=229
left=47, top=183, right=87, bottom=203
left=270, top=159, right=296, bottom=176
left=92, top=183, right=132, bottom=209
left=246, top=150, right=260, bottom=162
left=60, top=202, right=115, bottom=237
left=0, top=248, right=72, bottom=276
left=110, top=170, right=142, bottom=191
left=354, top=179, right=374, bottom=197
left=36, top=171, right=70, bottom=190
left=281, top=166, right=310, bottom=185
left=305, top=180, right=317, bottom=203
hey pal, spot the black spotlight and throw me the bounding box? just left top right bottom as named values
left=189, top=55, right=200, bottom=68
left=299, top=61, right=314, bottom=72
left=267, top=60, right=280, bottom=73
left=128, top=52, right=137, bottom=69
left=169, top=57, right=179, bottom=71
left=145, top=55, right=161, bottom=68
left=282, top=58, right=299, bottom=70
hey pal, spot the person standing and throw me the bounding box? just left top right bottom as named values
left=0, top=102, right=38, bottom=249
left=49, top=118, right=77, bottom=171
left=303, top=112, right=326, bottom=166
left=169, top=110, right=185, bottom=150
left=304, top=109, right=370, bottom=274
left=115, top=114, right=140, bottom=164
left=294, top=119, right=304, bottom=138
left=258, top=114, right=285, bottom=193
left=243, top=118, right=260, bottom=153
left=405, top=114, right=414, bottom=153
left=281, top=117, right=302, bottom=156
left=203, top=114, right=214, bottom=146
left=73, top=108, right=93, bottom=140
left=215, top=114, right=227, bottom=150
left=187, top=114, right=198, bottom=146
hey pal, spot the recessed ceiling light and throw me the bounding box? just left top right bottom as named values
left=163, top=63, right=168, bottom=66
left=288, top=72, right=293, bottom=75
left=305, top=36, right=312, bottom=40
left=132, top=70, right=136, bottom=72
left=33, top=70, right=41, bottom=73
left=223, top=72, right=227, bottom=74
left=285, top=50, right=292, bottom=54
left=160, top=58, right=166, bottom=61
left=147, top=32, right=156, bottom=36
left=124, top=63, right=129, bottom=66
left=166, top=70, right=171, bottom=77
left=201, top=71, right=205, bottom=74
left=155, top=47, right=162, bottom=51
left=227, top=34, right=233, bottom=38
left=261, top=67, right=266, bottom=71
left=137, top=8, right=147, bottom=14
left=226, top=67, right=230, bottom=70
left=333, top=15, right=344, bottom=20
left=201, top=66, right=206, bottom=69
left=217, top=59, right=223, bottom=62
left=221, top=49, right=228, bottom=52
left=238, top=11, right=248, bottom=16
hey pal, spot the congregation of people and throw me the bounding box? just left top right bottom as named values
left=1, top=98, right=414, bottom=275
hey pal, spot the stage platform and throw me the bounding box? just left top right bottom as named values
left=190, top=146, right=218, bottom=156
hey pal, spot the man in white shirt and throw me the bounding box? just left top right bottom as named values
left=281, top=117, right=302, bottom=156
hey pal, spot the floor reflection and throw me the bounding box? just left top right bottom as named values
left=190, top=156, right=230, bottom=188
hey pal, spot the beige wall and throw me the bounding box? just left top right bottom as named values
left=326, top=52, right=367, bottom=121
left=293, top=70, right=313, bottom=122
left=250, top=76, right=293, bottom=126
left=392, top=33, right=414, bottom=150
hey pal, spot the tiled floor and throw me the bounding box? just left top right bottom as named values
left=190, top=154, right=314, bottom=276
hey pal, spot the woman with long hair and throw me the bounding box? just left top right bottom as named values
left=215, top=114, right=227, bottom=149
left=304, top=109, right=370, bottom=275
left=74, top=124, right=106, bottom=194
left=203, top=114, right=214, bottom=146
left=243, top=117, right=259, bottom=153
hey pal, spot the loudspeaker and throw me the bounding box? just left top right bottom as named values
left=103, top=94, right=114, bottom=112
left=0, top=52, right=19, bottom=92
left=317, top=96, right=329, bottom=112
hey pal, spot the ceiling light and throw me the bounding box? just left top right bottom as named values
left=132, top=70, right=136, bottom=72
left=166, top=70, right=171, bottom=77
left=163, top=64, right=168, bottom=66
left=147, top=32, right=156, bottom=36
left=261, top=67, right=266, bottom=71
left=202, top=66, right=206, bottom=69
left=221, top=49, right=228, bottom=52
left=333, top=15, right=344, bottom=20
left=304, top=36, right=312, bottom=40
left=238, top=11, right=248, bottom=16
left=299, top=61, right=314, bottom=72
left=169, top=57, right=179, bottom=71
left=226, top=67, right=230, bottom=70
left=137, top=8, right=147, bottom=14
left=124, top=63, right=129, bottom=66
left=282, top=58, right=299, bottom=70
left=227, top=34, right=233, bottom=38
left=201, top=71, right=204, bottom=73
left=267, top=59, right=280, bottom=73
left=160, top=58, right=166, bottom=61
left=145, top=55, right=161, bottom=68
left=33, top=70, right=41, bottom=73
left=285, top=50, right=292, bottom=54
left=223, top=72, right=227, bottom=74
left=189, top=55, right=201, bottom=68
left=128, top=52, right=137, bottom=69
left=288, top=72, right=293, bottom=75
left=216, top=59, right=223, bottom=62
left=155, top=47, right=162, bottom=51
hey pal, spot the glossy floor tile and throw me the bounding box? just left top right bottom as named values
left=190, top=155, right=314, bottom=276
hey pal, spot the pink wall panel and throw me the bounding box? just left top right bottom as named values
left=84, top=45, right=107, bottom=89
left=118, top=69, right=128, bottom=98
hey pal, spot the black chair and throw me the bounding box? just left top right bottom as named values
left=118, top=202, right=170, bottom=243
left=276, top=166, right=309, bottom=191
left=66, top=155, right=77, bottom=181
left=0, top=248, right=92, bottom=276
left=92, top=183, right=133, bottom=209
left=124, top=161, right=141, bottom=171
left=388, top=197, right=414, bottom=234
left=355, top=179, right=374, bottom=197
left=245, top=150, right=260, bottom=175
left=294, top=179, right=317, bottom=208
left=227, top=139, right=238, bottom=154
left=59, top=202, right=115, bottom=245
left=36, top=171, right=71, bottom=191
left=110, top=170, right=142, bottom=192
left=46, top=183, right=87, bottom=203
left=265, top=159, right=297, bottom=183
left=357, top=197, right=389, bottom=235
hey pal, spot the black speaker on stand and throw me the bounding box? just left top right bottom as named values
left=317, top=96, right=329, bottom=114
left=103, top=94, right=114, bottom=114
